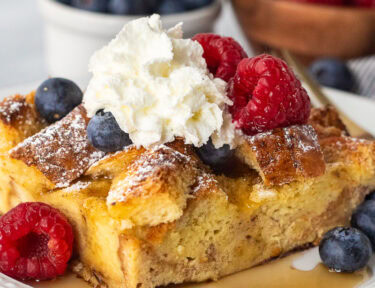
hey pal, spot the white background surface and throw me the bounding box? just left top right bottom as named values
left=0, top=0, right=251, bottom=90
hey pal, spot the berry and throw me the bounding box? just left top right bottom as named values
left=125, top=0, right=159, bottom=14
left=35, top=78, right=83, bottom=124
left=350, top=0, right=375, bottom=6
left=195, top=139, right=234, bottom=173
left=319, top=227, right=372, bottom=273
left=71, top=0, right=107, bottom=12
left=87, top=110, right=133, bottom=153
left=228, top=54, right=311, bottom=135
left=184, top=0, right=214, bottom=10
left=158, top=0, right=186, bottom=14
left=366, top=191, right=375, bottom=201
left=351, top=200, right=375, bottom=248
left=309, top=58, right=355, bottom=92
left=192, top=33, right=248, bottom=82
left=108, top=0, right=131, bottom=14
left=143, top=0, right=160, bottom=13
left=127, top=0, right=149, bottom=14
left=0, top=203, right=74, bottom=280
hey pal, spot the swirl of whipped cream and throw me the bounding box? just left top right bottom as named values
left=84, top=14, right=236, bottom=148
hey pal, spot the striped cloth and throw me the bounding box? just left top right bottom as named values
left=348, top=56, right=375, bottom=99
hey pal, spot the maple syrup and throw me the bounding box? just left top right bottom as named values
left=32, top=252, right=369, bottom=288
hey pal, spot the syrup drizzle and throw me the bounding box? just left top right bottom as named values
left=31, top=250, right=370, bottom=288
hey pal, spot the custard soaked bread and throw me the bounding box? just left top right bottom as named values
left=0, top=91, right=374, bottom=288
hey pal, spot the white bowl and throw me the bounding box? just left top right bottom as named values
left=38, top=0, right=222, bottom=87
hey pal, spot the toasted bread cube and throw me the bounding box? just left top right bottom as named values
left=308, top=105, right=348, bottom=139
left=85, top=146, right=145, bottom=179
left=0, top=92, right=46, bottom=153
left=107, top=146, right=198, bottom=226
left=10, top=105, right=105, bottom=188
left=237, top=125, right=326, bottom=186
left=0, top=93, right=48, bottom=211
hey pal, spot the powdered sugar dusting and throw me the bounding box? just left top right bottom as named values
left=245, top=125, right=321, bottom=154
left=107, top=145, right=191, bottom=205
left=87, top=144, right=136, bottom=170
left=192, top=172, right=218, bottom=194
left=0, top=98, right=26, bottom=124
left=241, top=124, right=325, bottom=186
left=63, top=181, right=91, bottom=192
left=284, top=125, right=320, bottom=153
left=0, top=94, right=46, bottom=132
left=10, top=106, right=105, bottom=187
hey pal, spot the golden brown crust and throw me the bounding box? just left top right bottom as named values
left=0, top=92, right=47, bottom=152
left=308, top=106, right=348, bottom=139
left=10, top=106, right=105, bottom=187
left=320, top=136, right=375, bottom=170
left=309, top=106, right=347, bottom=131
left=85, top=138, right=200, bottom=181
left=0, top=92, right=39, bottom=126
left=85, top=145, right=145, bottom=179
left=107, top=145, right=198, bottom=226
left=166, top=138, right=200, bottom=164
left=0, top=94, right=30, bottom=125
left=237, top=125, right=326, bottom=186
left=108, top=145, right=194, bottom=204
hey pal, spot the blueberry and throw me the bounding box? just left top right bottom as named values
left=35, top=78, right=83, bottom=123
left=128, top=0, right=148, bottom=14
left=71, top=0, right=107, bottom=12
left=143, top=0, right=160, bottom=13
left=113, top=0, right=158, bottom=15
left=183, top=0, right=214, bottom=10
left=195, top=139, right=234, bottom=173
left=108, top=0, right=131, bottom=14
left=365, top=191, right=375, bottom=201
left=309, top=58, right=355, bottom=92
left=87, top=111, right=132, bottom=152
left=351, top=200, right=375, bottom=248
left=157, top=0, right=186, bottom=14
left=319, top=227, right=372, bottom=272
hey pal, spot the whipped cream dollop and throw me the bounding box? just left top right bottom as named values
left=84, top=14, right=236, bottom=148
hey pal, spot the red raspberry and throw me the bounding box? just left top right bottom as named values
left=228, top=54, right=311, bottom=135
left=192, top=33, right=248, bottom=82
left=0, top=202, right=74, bottom=281
left=350, top=0, right=375, bottom=7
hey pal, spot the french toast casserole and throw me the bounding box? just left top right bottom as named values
left=1, top=14, right=375, bottom=288
left=0, top=91, right=374, bottom=288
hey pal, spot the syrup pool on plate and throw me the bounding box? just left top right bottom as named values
left=31, top=250, right=370, bottom=288
left=32, top=273, right=90, bottom=288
